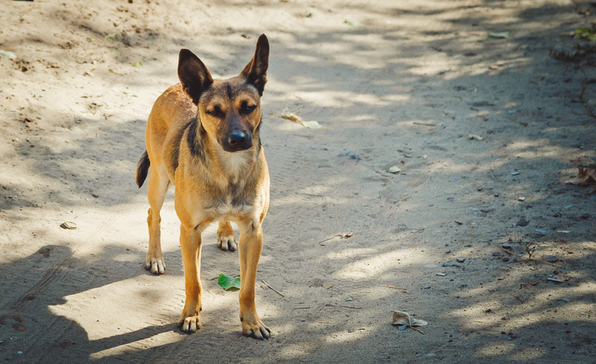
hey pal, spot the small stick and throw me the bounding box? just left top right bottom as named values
left=509, top=293, right=524, bottom=304
left=293, top=306, right=310, bottom=310
left=413, top=121, right=436, bottom=127
left=324, top=304, right=362, bottom=309
left=385, top=285, right=408, bottom=291
left=261, top=280, right=285, bottom=297
left=318, top=232, right=354, bottom=245
left=407, top=316, right=425, bottom=335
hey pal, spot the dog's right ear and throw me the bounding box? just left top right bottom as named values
left=178, top=49, right=214, bottom=104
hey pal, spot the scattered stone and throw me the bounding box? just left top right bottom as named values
left=60, top=221, right=77, bottom=230
left=436, top=273, right=446, bottom=276
left=545, top=255, right=558, bottom=263
left=492, top=251, right=501, bottom=256
left=547, top=277, right=563, bottom=283
left=518, top=196, right=526, bottom=201
left=388, top=165, right=401, bottom=174
left=501, top=244, right=512, bottom=250
left=456, top=258, right=465, bottom=263
left=445, top=249, right=452, bottom=254
left=516, top=218, right=528, bottom=227
left=443, top=263, right=459, bottom=267
left=0, top=50, right=17, bottom=59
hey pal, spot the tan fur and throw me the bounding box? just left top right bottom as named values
left=136, top=35, right=271, bottom=339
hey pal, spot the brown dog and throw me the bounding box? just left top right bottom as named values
left=135, top=35, right=270, bottom=340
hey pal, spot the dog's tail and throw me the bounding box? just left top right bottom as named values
left=136, top=151, right=150, bottom=188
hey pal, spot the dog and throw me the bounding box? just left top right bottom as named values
left=135, top=34, right=271, bottom=340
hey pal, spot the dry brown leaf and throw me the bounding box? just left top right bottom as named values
left=567, top=166, right=596, bottom=186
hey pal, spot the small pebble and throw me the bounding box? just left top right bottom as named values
left=456, top=258, right=465, bottom=263
left=436, top=273, right=446, bottom=276
left=492, top=252, right=501, bottom=256
left=518, top=196, right=526, bottom=201
left=516, top=218, right=528, bottom=227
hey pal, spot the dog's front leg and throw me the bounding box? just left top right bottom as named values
left=237, top=219, right=270, bottom=340
left=178, top=223, right=203, bottom=333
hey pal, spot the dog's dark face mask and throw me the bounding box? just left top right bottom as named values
left=177, top=35, right=269, bottom=153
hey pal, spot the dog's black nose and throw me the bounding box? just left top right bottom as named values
left=228, top=131, right=247, bottom=146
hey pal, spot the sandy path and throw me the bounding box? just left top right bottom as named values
left=1, top=0, right=595, bottom=362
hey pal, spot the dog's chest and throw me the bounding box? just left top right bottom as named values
left=206, top=194, right=254, bottom=220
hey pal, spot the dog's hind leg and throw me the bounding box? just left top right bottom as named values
left=145, top=164, right=170, bottom=274
left=217, top=221, right=237, bottom=251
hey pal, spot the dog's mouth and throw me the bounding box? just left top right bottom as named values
left=220, top=131, right=253, bottom=152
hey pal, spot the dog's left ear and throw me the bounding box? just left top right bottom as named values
left=241, top=34, right=269, bottom=96
left=178, top=49, right=214, bottom=104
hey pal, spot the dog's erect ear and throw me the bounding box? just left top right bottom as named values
left=178, top=49, right=214, bottom=104
left=240, top=34, right=269, bottom=96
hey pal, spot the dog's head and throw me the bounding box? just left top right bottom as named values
left=177, top=35, right=269, bottom=153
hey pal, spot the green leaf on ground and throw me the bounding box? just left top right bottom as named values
left=344, top=19, right=363, bottom=27
left=218, top=273, right=241, bottom=291
left=488, top=31, right=510, bottom=39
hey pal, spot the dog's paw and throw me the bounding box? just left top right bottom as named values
left=241, top=315, right=270, bottom=340
left=178, top=314, right=201, bottom=333
left=145, top=255, right=165, bottom=275
left=217, top=235, right=237, bottom=252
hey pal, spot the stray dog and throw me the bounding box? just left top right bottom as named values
left=135, top=35, right=270, bottom=339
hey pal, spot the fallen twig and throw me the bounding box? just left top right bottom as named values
left=325, top=303, right=362, bottom=309
left=413, top=121, right=436, bottom=127
left=318, top=232, right=354, bottom=245
left=261, top=280, right=285, bottom=297
left=385, top=285, right=409, bottom=291
left=509, top=293, right=524, bottom=304
left=407, top=316, right=425, bottom=335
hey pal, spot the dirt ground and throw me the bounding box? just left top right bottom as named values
left=1, top=0, right=595, bottom=362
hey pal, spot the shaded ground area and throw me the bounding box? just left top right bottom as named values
left=0, top=0, right=594, bottom=362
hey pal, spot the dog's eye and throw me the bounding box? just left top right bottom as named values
left=205, top=109, right=220, bottom=117
left=242, top=104, right=257, bottom=114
